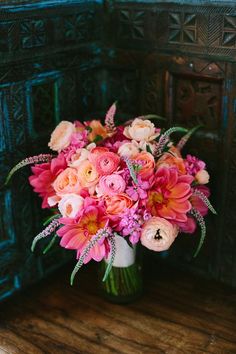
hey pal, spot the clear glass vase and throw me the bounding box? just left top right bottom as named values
left=99, top=234, right=143, bottom=304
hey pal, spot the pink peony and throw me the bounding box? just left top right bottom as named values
left=97, top=174, right=126, bottom=196
left=29, top=153, right=67, bottom=208
left=140, top=217, right=179, bottom=251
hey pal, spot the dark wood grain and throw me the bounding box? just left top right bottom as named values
left=0, top=260, right=235, bottom=354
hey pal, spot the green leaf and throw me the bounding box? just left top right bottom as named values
left=93, top=135, right=103, bottom=143
left=43, top=234, right=58, bottom=254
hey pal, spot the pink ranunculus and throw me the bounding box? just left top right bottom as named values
left=123, top=118, right=158, bottom=142
left=147, top=167, right=193, bottom=223
left=132, top=151, right=155, bottom=180
left=97, top=174, right=126, bottom=196
left=76, top=160, right=100, bottom=189
left=48, top=121, right=76, bottom=152
left=195, top=169, right=210, bottom=185
left=140, top=217, right=179, bottom=252
left=93, top=152, right=120, bottom=176
left=29, top=153, right=67, bottom=208
left=58, top=194, right=84, bottom=218
left=53, top=167, right=81, bottom=196
left=105, top=193, right=133, bottom=215
left=118, top=141, right=140, bottom=158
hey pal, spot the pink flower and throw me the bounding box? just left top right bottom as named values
left=58, top=194, right=84, bottom=218
left=126, top=177, right=150, bottom=201
left=48, top=121, right=76, bottom=152
left=116, top=207, right=142, bottom=244
left=177, top=216, right=197, bottom=234
left=53, top=167, right=81, bottom=196
left=57, top=205, right=110, bottom=263
left=105, top=193, right=133, bottom=215
left=29, top=153, right=67, bottom=208
left=132, top=151, right=155, bottom=180
left=93, top=152, right=120, bottom=176
left=147, top=167, right=193, bottom=223
left=97, top=174, right=126, bottom=196
left=140, top=217, right=179, bottom=251
left=184, top=154, right=206, bottom=176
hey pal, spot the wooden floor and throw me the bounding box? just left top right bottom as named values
left=0, top=260, right=235, bottom=354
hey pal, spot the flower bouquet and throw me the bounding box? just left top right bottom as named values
left=6, top=103, right=216, bottom=302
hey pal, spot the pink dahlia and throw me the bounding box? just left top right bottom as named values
left=57, top=205, right=110, bottom=263
left=147, top=167, right=193, bottom=223
left=29, top=153, right=67, bottom=208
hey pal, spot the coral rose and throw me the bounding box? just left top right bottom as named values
left=58, top=194, right=84, bottom=218
left=53, top=168, right=81, bottom=196
left=157, top=152, right=186, bottom=175
left=140, top=217, right=179, bottom=252
left=105, top=193, right=133, bottom=215
left=132, top=151, right=155, bottom=180
left=48, top=121, right=75, bottom=152
left=97, top=174, right=126, bottom=196
left=123, top=118, right=158, bottom=142
left=76, top=160, right=100, bottom=188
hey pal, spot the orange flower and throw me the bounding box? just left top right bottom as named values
left=53, top=167, right=81, bottom=196
left=76, top=160, right=100, bottom=188
left=157, top=148, right=186, bottom=175
left=132, top=152, right=155, bottom=180
left=87, top=120, right=108, bottom=142
left=105, top=193, right=133, bottom=215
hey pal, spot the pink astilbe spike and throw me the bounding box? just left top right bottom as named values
left=5, top=154, right=53, bottom=185
left=105, top=102, right=117, bottom=133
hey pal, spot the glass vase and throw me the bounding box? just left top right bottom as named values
left=99, top=234, right=143, bottom=304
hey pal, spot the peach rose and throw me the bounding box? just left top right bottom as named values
left=105, top=193, right=133, bottom=215
left=53, top=168, right=81, bottom=196
left=132, top=151, right=155, bottom=180
left=87, top=120, right=107, bottom=142
left=58, top=194, right=84, bottom=218
left=123, top=118, right=158, bottom=142
left=76, top=160, right=100, bottom=188
left=48, top=121, right=75, bottom=152
left=118, top=141, right=140, bottom=158
left=141, top=217, right=179, bottom=252
left=195, top=170, right=210, bottom=184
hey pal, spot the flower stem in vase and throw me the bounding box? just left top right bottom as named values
left=99, top=235, right=143, bottom=304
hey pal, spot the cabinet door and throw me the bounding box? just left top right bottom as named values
left=141, top=54, right=236, bottom=285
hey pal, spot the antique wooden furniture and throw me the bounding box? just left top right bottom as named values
left=1, top=0, right=236, bottom=302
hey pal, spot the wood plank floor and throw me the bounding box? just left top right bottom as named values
left=0, top=260, right=235, bottom=354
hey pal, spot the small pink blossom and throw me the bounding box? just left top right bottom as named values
left=184, top=154, right=206, bottom=176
